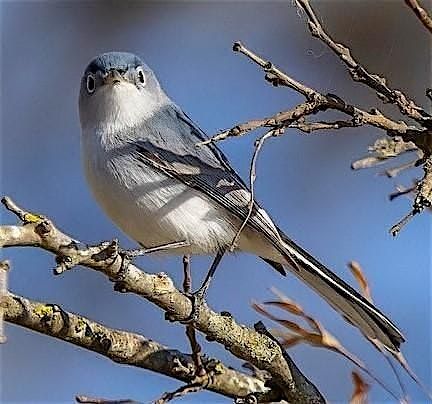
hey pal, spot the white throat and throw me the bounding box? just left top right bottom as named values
left=80, top=82, right=167, bottom=148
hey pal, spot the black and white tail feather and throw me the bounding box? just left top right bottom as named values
left=267, top=231, right=405, bottom=353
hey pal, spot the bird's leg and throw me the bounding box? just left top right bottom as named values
left=194, top=249, right=225, bottom=300
left=182, top=255, right=205, bottom=377
left=182, top=255, right=192, bottom=293
left=182, top=249, right=226, bottom=324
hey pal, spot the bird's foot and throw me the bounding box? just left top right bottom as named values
left=181, top=288, right=207, bottom=324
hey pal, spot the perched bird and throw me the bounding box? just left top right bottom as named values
left=79, top=51, right=404, bottom=354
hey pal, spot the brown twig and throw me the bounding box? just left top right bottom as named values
left=154, top=382, right=204, bottom=404
left=232, top=41, right=426, bottom=144
left=198, top=103, right=318, bottom=146
left=405, top=0, right=432, bottom=34
left=229, top=129, right=278, bottom=251
left=295, top=0, right=432, bottom=125
left=76, top=395, right=138, bottom=404
left=201, top=42, right=426, bottom=152
left=0, top=197, right=324, bottom=403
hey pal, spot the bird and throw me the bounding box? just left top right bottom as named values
left=79, top=51, right=404, bottom=354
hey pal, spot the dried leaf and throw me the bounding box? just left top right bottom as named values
left=253, top=289, right=400, bottom=401
left=350, top=371, right=369, bottom=404
left=348, top=261, right=373, bottom=303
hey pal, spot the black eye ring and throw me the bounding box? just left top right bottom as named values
left=136, top=67, right=145, bottom=85
left=86, top=74, right=96, bottom=94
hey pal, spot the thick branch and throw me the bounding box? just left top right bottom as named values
left=0, top=197, right=325, bottom=404
left=3, top=292, right=270, bottom=401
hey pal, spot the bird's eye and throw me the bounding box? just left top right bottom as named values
left=136, top=67, right=145, bottom=85
left=86, top=74, right=96, bottom=94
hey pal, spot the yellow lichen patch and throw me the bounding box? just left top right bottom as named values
left=23, top=212, right=44, bottom=224
left=34, top=304, right=53, bottom=318
left=212, top=361, right=225, bottom=375
left=75, top=318, right=87, bottom=333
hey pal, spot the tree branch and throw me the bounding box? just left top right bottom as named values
left=231, top=41, right=427, bottom=149
left=0, top=197, right=325, bottom=404
left=405, top=0, right=432, bottom=34
left=295, top=0, right=432, bottom=125
left=3, top=292, right=270, bottom=401
left=199, top=0, right=432, bottom=234
left=202, top=41, right=427, bottom=154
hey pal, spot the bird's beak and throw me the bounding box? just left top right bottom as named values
left=103, top=69, right=126, bottom=86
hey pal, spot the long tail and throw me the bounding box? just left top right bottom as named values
left=262, top=232, right=405, bottom=353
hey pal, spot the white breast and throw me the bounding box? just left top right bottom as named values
left=82, top=136, right=240, bottom=255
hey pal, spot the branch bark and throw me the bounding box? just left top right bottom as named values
left=3, top=292, right=270, bottom=401
left=405, top=0, right=432, bottom=34
left=0, top=197, right=325, bottom=403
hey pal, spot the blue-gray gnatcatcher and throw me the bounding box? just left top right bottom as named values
left=79, top=52, right=404, bottom=353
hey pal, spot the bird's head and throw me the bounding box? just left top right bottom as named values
left=79, top=52, right=166, bottom=133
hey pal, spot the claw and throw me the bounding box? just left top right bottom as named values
left=180, top=291, right=206, bottom=324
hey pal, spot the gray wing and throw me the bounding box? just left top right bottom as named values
left=128, top=103, right=288, bottom=270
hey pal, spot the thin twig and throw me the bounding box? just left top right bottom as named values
left=383, top=160, right=419, bottom=178
left=389, top=210, right=417, bottom=236
left=76, top=395, right=139, bottom=404
left=154, top=382, right=204, bottom=404
left=204, top=42, right=426, bottom=152
left=389, top=184, right=418, bottom=201
left=198, top=103, right=318, bottom=146
left=405, top=0, right=432, bottom=34
left=295, top=0, right=432, bottom=125
left=229, top=129, right=277, bottom=252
